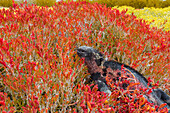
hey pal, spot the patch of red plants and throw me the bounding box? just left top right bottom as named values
left=0, top=1, right=169, bottom=112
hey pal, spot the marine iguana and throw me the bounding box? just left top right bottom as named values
left=77, top=46, right=170, bottom=111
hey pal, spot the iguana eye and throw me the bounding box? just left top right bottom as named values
left=80, top=49, right=86, bottom=52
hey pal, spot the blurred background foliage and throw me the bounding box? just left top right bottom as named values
left=0, top=0, right=170, bottom=8
left=1, top=0, right=169, bottom=31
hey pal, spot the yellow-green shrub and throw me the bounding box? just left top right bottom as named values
left=113, top=6, right=170, bottom=31
left=71, top=0, right=170, bottom=8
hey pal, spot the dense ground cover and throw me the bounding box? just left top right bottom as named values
left=0, top=1, right=169, bottom=112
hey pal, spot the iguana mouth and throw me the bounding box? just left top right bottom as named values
left=77, top=49, right=85, bottom=57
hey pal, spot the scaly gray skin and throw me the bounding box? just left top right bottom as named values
left=77, top=46, right=170, bottom=112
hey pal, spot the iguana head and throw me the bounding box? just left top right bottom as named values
left=77, top=46, right=104, bottom=67
left=77, top=46, right=106, bottom=81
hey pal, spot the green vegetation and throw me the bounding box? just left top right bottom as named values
left=30, top=0, right=56, bottom=7
left=0, top=0, right=13, bottom=7
left=0, top=0, right=56, bottom=7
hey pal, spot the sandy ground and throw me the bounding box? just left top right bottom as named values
left=0, top=6, right=9, bottom=9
